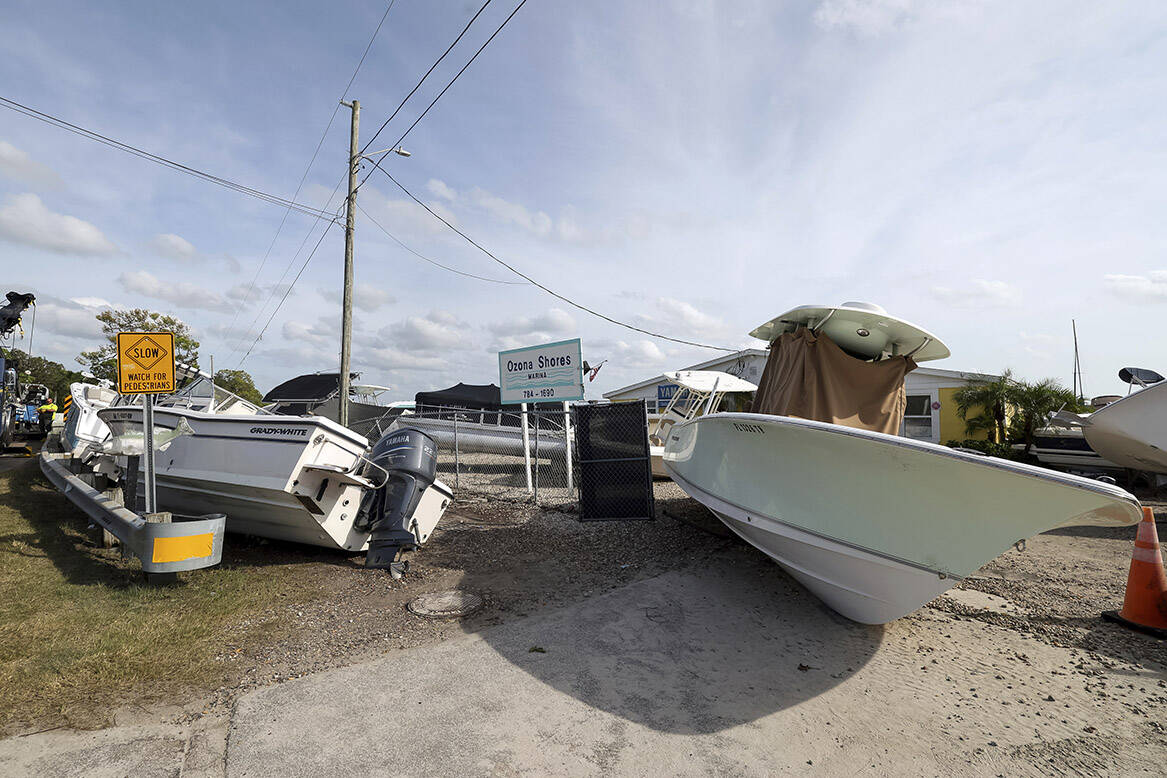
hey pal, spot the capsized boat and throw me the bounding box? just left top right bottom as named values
left=1077, top=368, right=1167, bottom=476
left=663, top=302, right=1142, bottom=624
left=648, top=370, right=757, bottom=478
left=95, top=377, right=452, bottom=570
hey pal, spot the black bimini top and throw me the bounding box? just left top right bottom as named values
left=263, top=373, right=341, bottom=403
left=415, top=382, right=502, bottom=411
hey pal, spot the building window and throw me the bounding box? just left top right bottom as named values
left=902, top=394, right=934, bottom=441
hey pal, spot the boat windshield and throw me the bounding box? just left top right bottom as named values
left=109, top=375, right=268, bottom=415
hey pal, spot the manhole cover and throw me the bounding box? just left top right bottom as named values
left=408, top=590, right=483, bottom=618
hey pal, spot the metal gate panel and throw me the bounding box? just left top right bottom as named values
left=574, top=401, right=654, bottom=521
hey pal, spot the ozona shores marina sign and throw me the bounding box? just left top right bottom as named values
left=498, top=338, right=584, bottom=404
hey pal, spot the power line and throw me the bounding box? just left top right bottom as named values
left=356, top=202, right=526, bottom=285
left=226, top=0, right=399, bottom=354
left=236, top=0, right=523, bottom=365
left=227, top=179, right=345, bottom=361
left=356, top=0, right=529, bottom=194
left=371, top=166, right=737, bottom=352
left=0, top=96, right=338, bottom=223
left=358, top=0, right=494, bottom=157
left=235, top=220, right=337, bottom=366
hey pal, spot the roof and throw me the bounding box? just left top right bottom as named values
left=603, top=348, right=767, bottom=398
left=662, top=370, right=758, bottom=393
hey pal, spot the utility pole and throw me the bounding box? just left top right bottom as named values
left=339, top=99, right=359, bottom=428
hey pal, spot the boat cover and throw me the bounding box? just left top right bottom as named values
left=750, top=329, right=916, bottom=435
left=0, top=291, right=35, bottom=338
left=415, top=382, right=502, bottom=410
left=263, top=373, right=342, bottom=403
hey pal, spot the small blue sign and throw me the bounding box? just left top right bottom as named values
left=657, top=384, right=679, bottom=402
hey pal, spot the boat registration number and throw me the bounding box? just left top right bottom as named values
left=732, top=422, right=765, bottom=434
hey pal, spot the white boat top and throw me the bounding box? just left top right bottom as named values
left=662, top=370, right=758, bottom=395
left=749, top=301, right=951, bottom=363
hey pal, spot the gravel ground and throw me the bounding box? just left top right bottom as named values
left=181, top=481, right=732, bottom=720
left=43, top=474, right=1165, bottom=769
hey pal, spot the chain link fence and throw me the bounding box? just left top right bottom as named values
left=376, top=403, right=580, bottom=507
left=368, top=401, right=657, bottom=517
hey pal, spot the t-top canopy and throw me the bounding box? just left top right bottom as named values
left=1118, top=367, right=1164, bottom=387
left=749, top=302, right=950, bottom=363
left=661, top=370, right=758, bottom=394
left=263, top=373, right=341, bottom=403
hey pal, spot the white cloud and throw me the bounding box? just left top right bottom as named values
left=0, top=193, right=116, bottom=255
left=149, top=233, right=198, bottom=262
left=930, top=279, right=1020, bottom=308
left=317, top=283, right=396, bottom=312
left=0, top=141, right=60, bottom=187
left=1104, top=271, right=1167, bottom=302
left=362, top=346, right=450, bottom=372
left=814, top=0, right=978, bottom=35
left=488, top=308, right=576, bottom=337
left=1019, top=331, right=1058, bottom=360
left=611, top=339, right=668, bottom=363
left=470, top=187, right=554, bottom=237
left=282, top=316, right=337, bottom=347
left=427, top=178, right=457, bottom=201
left=118, top=270, right=234, bottom=312
left=653, top=297, right=724, bottom=332
left=381, top=310, right=468, bottom=352
left=229, top=281, right=294, bottom=304
left=31, top=297, right=107, bottom=340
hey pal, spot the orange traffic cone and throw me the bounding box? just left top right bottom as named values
left=1102, top=506, right=1167, bottom=639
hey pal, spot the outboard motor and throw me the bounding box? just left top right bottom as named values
left=356, top=427, right=439, bottom=575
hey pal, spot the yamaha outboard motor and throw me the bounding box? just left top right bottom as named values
left=356, top=427, right=439, bottom=574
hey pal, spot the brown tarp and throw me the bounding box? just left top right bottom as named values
left=750, top=328, right=917, bottom=434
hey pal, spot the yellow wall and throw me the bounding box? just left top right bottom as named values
left=938, top=387, right=990, bottom=442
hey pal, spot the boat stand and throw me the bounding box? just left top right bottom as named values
left=39, top=446, right=225, bottom=581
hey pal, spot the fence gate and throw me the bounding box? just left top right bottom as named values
left=573, top=400, right=655, bottom=521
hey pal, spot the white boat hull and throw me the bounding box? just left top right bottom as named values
left=97, top=406, right=451, bottom=552
left=63, top=382, right=116, bottom=459
left=1082, top=382, right=1167, bottom=474
left=664, top=413, right=1141, bottom=624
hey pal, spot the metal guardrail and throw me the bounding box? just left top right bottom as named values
left=39, top=450, right=225, bottom=575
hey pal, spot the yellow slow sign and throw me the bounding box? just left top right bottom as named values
left=116, top=332, right=176, bottom=394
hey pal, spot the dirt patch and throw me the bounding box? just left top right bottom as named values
left=0, top=465, right=728, bottom=735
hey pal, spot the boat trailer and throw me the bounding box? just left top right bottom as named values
left=39, top=447, right=225, bottom=582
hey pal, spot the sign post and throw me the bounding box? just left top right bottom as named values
left=498, top=339, right=584, bottom=497
left=116, top=332, right=176, bottom=515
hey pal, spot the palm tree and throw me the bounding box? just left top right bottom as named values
left=953, top=370, right=1013, bottom=443
left=1009, top=377, right=1082, bottom=454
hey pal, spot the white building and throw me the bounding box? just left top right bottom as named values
left=603, top=348, right=999, bottom=445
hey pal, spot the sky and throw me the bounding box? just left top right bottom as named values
left=1, top=0, right=1165, bottom=401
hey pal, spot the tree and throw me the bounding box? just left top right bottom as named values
left=1009, top=377, right=1083, bottom=454
left=78, top=309, right=199, bottom=382
left=953, top=370, right=1013, bottom=443
left=214, top=369, right=264, bottom=405
left=954, top=371, right=1084, bottom=452
left=1, top=349, right=83, bottom=403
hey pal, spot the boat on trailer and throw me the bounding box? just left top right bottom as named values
left=94, top=376, right=452, bottom=571
left=648, top=370, right=757, bottom=478
left=663, top=302, right=1142, bottom=624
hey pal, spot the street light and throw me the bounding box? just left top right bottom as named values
left=361, top=146, right=411, bottom=159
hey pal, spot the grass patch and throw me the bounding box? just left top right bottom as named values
left=0, top=463, right=319, bottom=733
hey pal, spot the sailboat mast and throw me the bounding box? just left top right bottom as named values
left=1071, top=319, right=1082, bottom=402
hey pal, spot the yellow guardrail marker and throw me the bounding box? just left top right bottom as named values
left=151, top=533, right=214, bottom=563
